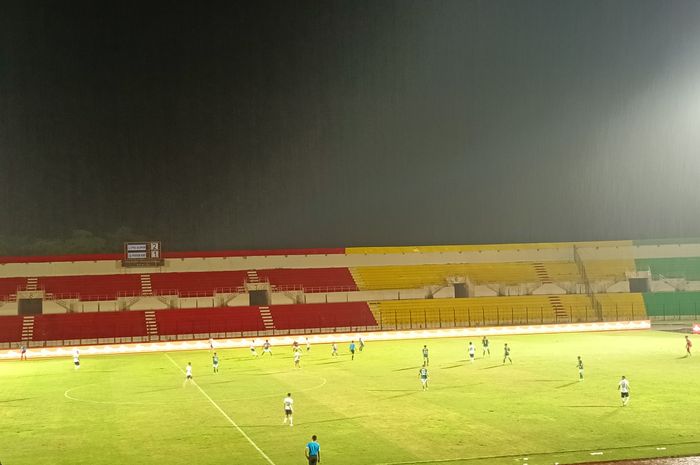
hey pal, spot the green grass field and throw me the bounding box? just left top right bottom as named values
left=2, top=330, right=699, bottom=465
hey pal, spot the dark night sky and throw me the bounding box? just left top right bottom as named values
left=2, top=1, right=700, bottom=252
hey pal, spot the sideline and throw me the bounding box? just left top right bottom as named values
left=1, top=320, right=652, bottom=360
left=372, top=440, right=700, bottom=465
left=164, top=352, right=276, bottom=465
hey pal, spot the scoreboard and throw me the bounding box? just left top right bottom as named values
left=122, top=241, right=165, bottom=267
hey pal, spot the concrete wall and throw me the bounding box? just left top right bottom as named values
left=634, top=244, right=700, bottom=259
left=4, top=241, right=700, bottom=280
left=0, top=247, right=576, bottom=279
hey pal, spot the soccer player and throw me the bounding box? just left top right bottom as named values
left=262, top=339, right=272, bottom=356
left=359, top=337, right=365, bottom=352
left=482, top=336, right=490, bottom=356
left=468, top=341, right=476, bottom=363
left=183, top=362, right=193, bottom=386
left=419, top=366, right=429, bottom=390
left=686, top=336, right=692, bottom=357
left=349, top=341, right=356, bottom=360
left=305, top=435, right=320, bottom=465
left=577, top=356, right=584, bottom=381
left=618, top=375, right=630, bottom=406
left=292, top=340, right=300, bottom=352
left=503, top=343, right=512, bottom=364
left=306, top=337, right=311, bottom=352
left=72, top=349, right=80, bottom=370
left=283, top=393, right=294, bottom=426
left=209, top=338, right=215, bottom=350
left=294, top=349, right=302, bottom=368
left=20, top=344, right=27, bottom=361
left=422, top=345, right=429, bottom=366
left=250, top=342, right=259, bottom=357
left=212, top=352, right=219, bottom=373
left=331, top=343, right=338, bottom=356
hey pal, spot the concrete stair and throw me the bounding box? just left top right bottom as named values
left=26, top=277, right=38, bottom=291
left=246, top=270, right=260, bottom=284
left=548, top=295, right=568, bottom=319
left=21, top=316, right=34, bottom=341
left=144, top=310, right=158, bottom=337
left=533, top=263, right=551, bottom=284
left=259, top=306, right=275, bottom=330
left=140, top=274, right=153, bottom=296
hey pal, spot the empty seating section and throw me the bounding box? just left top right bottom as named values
left=352, top=261, right=581, bottom=291
left=541, top=262, right=582, bottom=282
left=150, top=271, right=248, bottom=296
left=558, top=295, right=598, bottom=321
left=154, top=307, right=265, bottom=335
left=37, top=274, right=142, bottom=300
left=642, top=291, right=700, bottom=318
left=269, top=302, right=377, bottom=330
left=32, top=311, right=148, bottom=341
left=370, top=295, right=598, bottom=329
left=0, top=316, right=23, bottom=343
left=595, top=293, right=646, bottom=321
left=583, top=259, right=634, bottom=281
left=635, top=257, right=700, bottom=280
left=258, top=268, right=357, bottom=292
left=0, top=277, right=26, bottom=299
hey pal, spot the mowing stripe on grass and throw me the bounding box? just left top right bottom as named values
left=373, top=440, right=700, bottom=465
left=164, top=352, right=276, bottom=465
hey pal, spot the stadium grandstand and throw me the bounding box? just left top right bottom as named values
left=2, top=238, right=699, bottom=348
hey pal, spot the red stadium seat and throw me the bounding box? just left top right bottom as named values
left=269, top=302, right=377, bottom=330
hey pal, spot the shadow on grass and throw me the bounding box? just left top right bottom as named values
left=367, top=389, right=416, bottom=392
left=563, top=404, right=619, bottom=408
left=555, top=381, right=580, bottom=389
left=481, top=364, right=505, bottom=370
left=238, top=415, right=371, bottom=428
left=392, top=366, right=421, bottom=372
left=0, top=397, right=34, bottom=403
left=312, top=360, right=345, bottom=366
left=440, top=364, right=464, bottom=369
left=135, top=386, right=181, bottom=394
left=383, top=391, right=421, bottom=400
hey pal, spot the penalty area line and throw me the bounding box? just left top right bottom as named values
left=164, top=352, right=276, bottom=465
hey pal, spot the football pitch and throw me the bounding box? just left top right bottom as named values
left=2, top=330, right=699, bottom=465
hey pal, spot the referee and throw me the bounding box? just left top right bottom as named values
left=305, top=435, right=320, bottom=464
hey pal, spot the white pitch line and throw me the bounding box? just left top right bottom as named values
left=374, top=458, right=476, bottom=465
left=164, top=353, right=276, bottom=465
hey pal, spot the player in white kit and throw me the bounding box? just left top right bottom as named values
left=618, top=376, right=630, bottom=406
left=468, top=341, right=476, bottom=363
left=283, top=393, right=294, bottom=426
left=183, top=362, right=193, bottom=386
left=294, top=349, right=302, bottom=368
left=73, top=349, right=80, bottom=370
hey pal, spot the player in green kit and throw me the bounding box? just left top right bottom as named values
left=482, top=336, right=490, bottom=356
left=422, top=345, right=429, bottom=366
left=503, top=343, right=512, bottom=364
left=419, top=366, right=429, bottom=390
left=212, top=352, right=219, bottom=373
left=577, top=356, right=583, bottom=381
